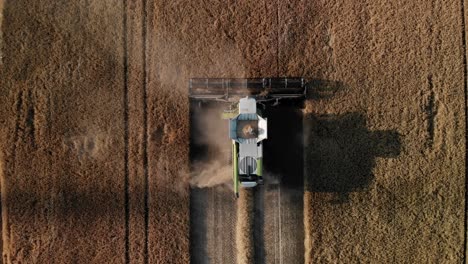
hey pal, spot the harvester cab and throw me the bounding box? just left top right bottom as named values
left=189, top=78, right=306, bottom=197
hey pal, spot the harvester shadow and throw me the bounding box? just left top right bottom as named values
left=307, top=79, right=344, bottom=100
left=304, top=112, right=401, bottom=203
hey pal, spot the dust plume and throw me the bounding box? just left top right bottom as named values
left=190, top=102, right=232, bottom=188
left=190, top=160, right=231, bottom=188
left=236, top=188, right=254, bottom=264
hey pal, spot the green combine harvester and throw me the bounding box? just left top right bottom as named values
left=189, top=78, right=306, bottom=197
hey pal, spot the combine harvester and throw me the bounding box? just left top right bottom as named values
left=189, top=78, right=306, bottom=197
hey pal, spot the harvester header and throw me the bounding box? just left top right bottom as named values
left=189, top=77, right=306, bottom=102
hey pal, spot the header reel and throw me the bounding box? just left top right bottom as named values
left=189, top=77, right=307, bottom=103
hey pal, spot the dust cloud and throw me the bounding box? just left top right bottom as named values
left=190, top=102, right=233, bottom=188
left=190, top=160, right=231, bottom=188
